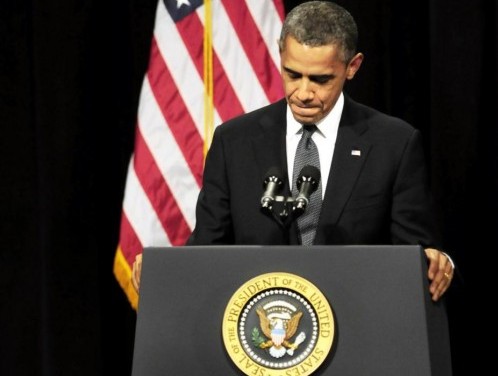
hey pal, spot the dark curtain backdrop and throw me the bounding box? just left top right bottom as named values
left=1, top=0, right=491, bottom=375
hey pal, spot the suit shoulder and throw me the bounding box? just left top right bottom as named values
left=215, top=99, right=286, bottom=136
left=347, top=98, right=417, bottom=138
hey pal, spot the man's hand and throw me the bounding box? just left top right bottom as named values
left=131, top=253, right=143, bottom=293
left=424, top=248, right=453, bottom=301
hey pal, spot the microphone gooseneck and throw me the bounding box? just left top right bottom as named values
left=294, top=165, right=321, bottom=213
left=260, top=167, right=283, bottom=210
left=259, top=165, right=320, bottom=230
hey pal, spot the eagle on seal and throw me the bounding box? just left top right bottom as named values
left=256, top=307, right=305, bottom=358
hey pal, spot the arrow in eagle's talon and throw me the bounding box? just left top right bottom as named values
left=287, top=332, right=306, bottom=356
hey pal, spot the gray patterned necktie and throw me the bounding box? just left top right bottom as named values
left=292, top=124, right=322, bottom=246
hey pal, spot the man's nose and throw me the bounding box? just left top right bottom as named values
left=296, top=79, right=314, bottom=102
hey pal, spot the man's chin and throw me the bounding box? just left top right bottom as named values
left=292, top=113, right=316, bottom=125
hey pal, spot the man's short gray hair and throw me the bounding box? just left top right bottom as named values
left=279, top=1, right=358, bottom=63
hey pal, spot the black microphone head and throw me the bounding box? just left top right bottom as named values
left=263, top=167, right=283, bottom=187
left=298, top=165, right=320, bottom=183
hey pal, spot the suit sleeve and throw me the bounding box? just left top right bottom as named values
left=390, top=129, right=442, bottom=248
left=186, top=126, right=234, bottom=245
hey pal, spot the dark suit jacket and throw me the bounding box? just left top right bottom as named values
left=187, top=96, right=441, bottom=247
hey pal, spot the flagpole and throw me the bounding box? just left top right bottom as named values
left=203, top=0, right=214, bottom=158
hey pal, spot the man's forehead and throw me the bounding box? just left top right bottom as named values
left=280, top=40, right=344, bottom=74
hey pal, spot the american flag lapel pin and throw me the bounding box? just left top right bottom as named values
left=351, top=149, right=361, bottom=157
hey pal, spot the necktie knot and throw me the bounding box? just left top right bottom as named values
left=302, top=124, right=317, bottom=133
left=302, top=124, right=317, bottom=149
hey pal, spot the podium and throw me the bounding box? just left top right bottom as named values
left=131, top=245, right=452, bottom=375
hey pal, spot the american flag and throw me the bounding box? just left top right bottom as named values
left=114, top=0, right=285, bottom=308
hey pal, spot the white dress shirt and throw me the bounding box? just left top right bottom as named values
left=286, top=93, right=344, bottom=198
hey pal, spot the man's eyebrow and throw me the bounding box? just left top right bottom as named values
left=283, top=67, right=333, bottom=81
left=309, top=73, right=333, bottom=81
left=283, top=66, right=301, bottom=75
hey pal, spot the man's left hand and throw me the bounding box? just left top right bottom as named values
left=424, top=248, right=453, bottom=302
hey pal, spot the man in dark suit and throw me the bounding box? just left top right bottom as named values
left=133, top=1, right=453, bottom=301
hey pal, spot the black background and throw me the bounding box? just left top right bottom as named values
left=1, top=0, right=491, bottom=375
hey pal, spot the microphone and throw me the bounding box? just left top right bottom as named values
left=294, top=165, right=321, bottom=212
left=261, top=167, right=283, bottom=211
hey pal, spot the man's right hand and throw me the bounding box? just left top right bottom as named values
left=131, top=253, right=143, bottom=293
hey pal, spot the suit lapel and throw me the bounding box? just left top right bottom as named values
left=315, top=98, right=371, bottom=243
left=251, top=99, right=289, bottom=193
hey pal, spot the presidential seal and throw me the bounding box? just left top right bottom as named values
left=222, top=272, right=334, bottom=376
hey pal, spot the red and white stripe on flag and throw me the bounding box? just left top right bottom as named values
left=114, top=0, right=285, bottom=308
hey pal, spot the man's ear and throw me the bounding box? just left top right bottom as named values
left=346, top=53, right=364, bottom=80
